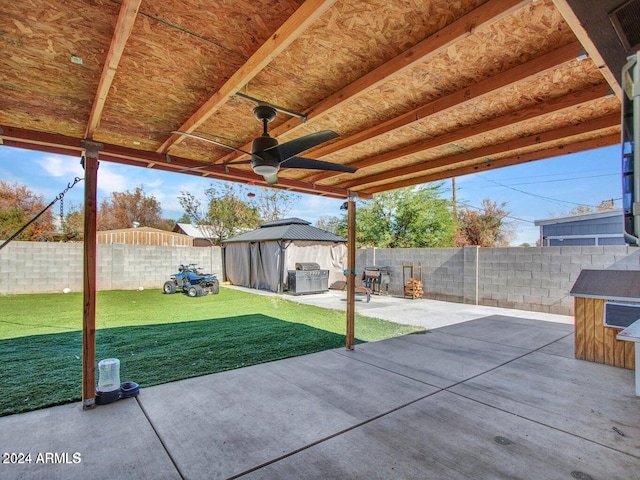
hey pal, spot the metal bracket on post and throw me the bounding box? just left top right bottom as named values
left=81, top=140, right=103, bottom=162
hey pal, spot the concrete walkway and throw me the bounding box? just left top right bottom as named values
left=1, top=294, right=638, bottom=479
left=263, top=287, right=574, bottom=329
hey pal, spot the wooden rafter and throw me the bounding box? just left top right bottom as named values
left=215, top=0, right=530, bottom=165
left=157, top=0, right=337, bottom=154
left=354, top=116, right=619, bottom=193
left=307, top=40, right=584, bottom=183
left=102, top=152, right=361, bottom=198
left=0, top=125, right=362, bottom=199
left=552, top=0, right=622, bottom=100
left=0, top=0, right=623, bottom=201
left=85, top=0, right=141, bottom=139
left=328, top=83, right=612, bottom=187
left=360, top=133, right=620, bottom=195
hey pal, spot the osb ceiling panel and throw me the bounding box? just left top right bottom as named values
left=0, top=0, right=623, bottom=199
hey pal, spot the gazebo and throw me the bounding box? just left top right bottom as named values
left=223, top=218, right=347, bottom=293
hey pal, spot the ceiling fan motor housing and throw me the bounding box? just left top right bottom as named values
left=251, top=134, right=280, bottom=174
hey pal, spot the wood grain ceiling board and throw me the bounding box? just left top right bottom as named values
left=0, top=0, right=623, bottom=198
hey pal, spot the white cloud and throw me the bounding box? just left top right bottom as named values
left=95, top=163, right=133, bottom=194
left=36, top=155, right=84, bottom=177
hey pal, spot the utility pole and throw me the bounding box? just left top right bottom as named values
left=452, top=177, right=457, bottom=221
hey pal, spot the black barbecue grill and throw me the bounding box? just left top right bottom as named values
left=362, top=266, right=391, bottom=295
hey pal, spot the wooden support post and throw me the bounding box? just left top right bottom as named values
left=346, top=195, right=356, bottom=350
left=81, top=140, right=102, bottom=409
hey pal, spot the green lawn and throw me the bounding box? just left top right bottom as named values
left=0, top=287, right=423, bottom=416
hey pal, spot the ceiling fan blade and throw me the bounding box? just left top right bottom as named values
left=267, top=130, right=338, bottom=162
left=171, top=131, right=254, bottom=157
left=280, top=156, right=357, bottom=172
left=263, top=172, right=279, bottom=185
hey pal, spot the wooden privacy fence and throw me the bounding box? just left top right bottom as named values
left=97, top=227, right=193, bottom=246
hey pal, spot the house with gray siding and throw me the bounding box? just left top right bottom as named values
left=534, top=209, right=625, bottom=246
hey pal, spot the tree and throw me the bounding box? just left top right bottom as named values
left=62, top=203, right=84, bottom=241
left=315, top=215, right=344, bottom=234
left=98, top=186, right=167, bottom=231
left=564, top=199, right=616, bottom=217
left=343, top=184, right=455, bottom=248
left=0, top=181, right=55, bottom=241
left=176, top=213, right=192, bottom=224
left=178, top=183, right=260, bottom=245
left=253, top=188, right=300, bottom=222
left=455, top=199, right=512, bottom=247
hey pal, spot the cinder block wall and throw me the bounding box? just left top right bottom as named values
left=3, top=242, right=640, bottom=315
left=0, top=242, right=222, bottom=294
left=356, top=245, right=640, bottom=316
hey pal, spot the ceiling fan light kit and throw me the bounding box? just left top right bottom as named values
left=253, top=164, right=279, bottom=176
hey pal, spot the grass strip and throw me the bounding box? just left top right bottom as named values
left=0, top=288, right=422, bottom=416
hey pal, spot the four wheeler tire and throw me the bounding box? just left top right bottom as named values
left=211, top=279, right=220, bottom=295
left=187, top=284, right=204, bottom=297
left=163, top=281, right=177, bottom=294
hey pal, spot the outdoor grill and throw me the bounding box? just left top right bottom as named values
left=362, top=266, right=391, bottom=295
left=288, top=263, right=329, bottom=295
left=295, top=262, right=321, bottom=271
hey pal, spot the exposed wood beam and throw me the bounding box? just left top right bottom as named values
left=335, top=85, right=614, bottom=188
left=359, top=132, right=620, bottom=195
left=0, top=126, right=85, bottom=153
left=347, top=114, right=619, bottom=190
left=307, top=40, right=584, bottom=183
left=0, top=139, right=81, bottom=158
left=80, top=140, right=102, bottom=409
left=345, top=196, right=356, bottom=350
left=0, top=125, right=362, bottom=199
left=216, top=0, right=530, bottom=165
left=552, top=0, right=622, bottom=100
left=101, top=151, right=362, bottom=198
left=322, top=83, right=611, bottom=186
left=157, top=0, right=337, bottom=154
left=85, top=0, right=141, bottom=139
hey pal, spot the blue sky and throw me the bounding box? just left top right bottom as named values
left=0, top=143, right=622, bottom=246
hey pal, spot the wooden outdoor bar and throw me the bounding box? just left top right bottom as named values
left=570, top=270, right=638, bottom=370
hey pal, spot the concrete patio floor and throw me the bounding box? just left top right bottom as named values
left=1, top=295, right=639, bottom=479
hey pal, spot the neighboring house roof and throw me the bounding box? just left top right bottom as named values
left=174, top=223, right=216, bottom=239
left=534, top=209, right=622, bottom=226
left=224, top=218, right=346, bottom=243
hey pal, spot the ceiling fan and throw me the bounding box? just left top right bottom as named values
left=173, top=105, right=357, bottom=185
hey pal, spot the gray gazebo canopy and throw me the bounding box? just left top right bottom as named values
left=223, top=218, right=347, bottom=293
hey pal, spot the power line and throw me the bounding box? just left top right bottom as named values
left=478, top=174, right=600, bottom=208
left=478, top=167, right=618, bottom=182
left=483, top=173, right=618, bottom=187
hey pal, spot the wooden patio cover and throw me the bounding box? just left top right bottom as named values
left=0, top=0, right=632, bottom=407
